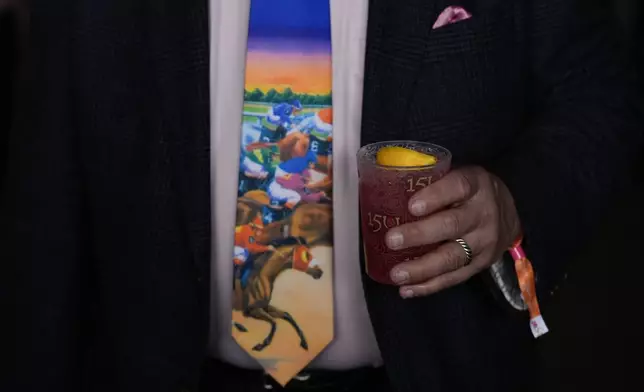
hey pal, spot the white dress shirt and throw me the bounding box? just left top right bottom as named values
left=208, top=0, right=383, bottom=370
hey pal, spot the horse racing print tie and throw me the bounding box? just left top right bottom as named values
left=231, top=0, right=334, bottom=386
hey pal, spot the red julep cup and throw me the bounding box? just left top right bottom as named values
left=357, top=141, right=452, bottom=285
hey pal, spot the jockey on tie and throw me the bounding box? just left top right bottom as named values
left=267, top=151, right=325, bottom=214
left=238, top=144, right=281, bottom=194
left=299, top=108, right=332, bottom=169
left=233, top=214, right=275, bottom=288
left=295, top=108, right=333, bottom=192
left=259, top=100, right=303, bottom=143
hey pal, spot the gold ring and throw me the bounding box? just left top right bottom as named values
left=455, top=238, right=473, bottom=266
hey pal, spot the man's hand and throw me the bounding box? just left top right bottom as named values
left=385, top=166, right=521, bottom=298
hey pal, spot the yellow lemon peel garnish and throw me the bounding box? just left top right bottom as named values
left=376, top=146, right=438, bottom=167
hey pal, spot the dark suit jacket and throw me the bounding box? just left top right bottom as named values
left=4, top=0, right=642, bottom=391
left=0, top=7, right=18, bottom=184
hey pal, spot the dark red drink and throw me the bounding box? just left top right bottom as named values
left=357, top=141, right=452, bottom=284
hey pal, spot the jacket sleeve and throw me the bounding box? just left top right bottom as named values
left=3, top=5, right=88, bottom=390
left=488, top=0, right=644, bottom=300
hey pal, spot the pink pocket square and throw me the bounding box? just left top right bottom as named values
left=432, top=6, right=472, bottom=29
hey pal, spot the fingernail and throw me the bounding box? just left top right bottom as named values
left=386, top=232, right=404, bottom=249
left=410, top=200, right=427, bottom=216
left=400, top=289, right=415, bottom=299
left=390, top=269, right=409, bottom=284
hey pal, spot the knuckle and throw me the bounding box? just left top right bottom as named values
left=404, top=262, right=425, bottom=282
left=415, top=186, right=433, bottom=200
left=445, top=246, right=463, bottom=271
left=441, top=212, right=460, bottom=237
left=481, top=232, right=497, bottom=250
left=455, top=173, right=475, bottom=200
left=472, top=166, right=488, bottom=180
left=405, top=224, right=424, bottom=244
left=412, top=256, right=435, bottom=281
left=480, top=207, right=496, bottom=225
left=471, top=236, right=487, bottom=256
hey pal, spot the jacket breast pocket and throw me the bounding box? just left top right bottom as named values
left=405, top=4, right=526, bottom=161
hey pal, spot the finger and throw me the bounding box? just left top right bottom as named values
left=408, top=168, right=480, bottom=217
left=386, top=206, right=476, bottom=250
left=390, top=237, right=480, bottom=285
left=399, top=263, right=480, bottom=298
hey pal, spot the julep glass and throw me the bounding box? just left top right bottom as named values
left=357, top=141, right=452, bottom=284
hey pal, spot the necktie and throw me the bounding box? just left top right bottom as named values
left=231, top=0, right=334, bottom=386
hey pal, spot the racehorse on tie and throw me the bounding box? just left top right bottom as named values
left=237, top=190, right=333, bottom=246
left=269, top=202, right=333, bottom=246
left=243, top=131, right=308, bottom=163
left=246, top=134, right=331, bottom=174
left=277, top=132, right=310, bottom=162
left=232, top=238, right=323, bottom=352
left=236, top=190, right=271, bottom=225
